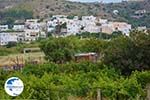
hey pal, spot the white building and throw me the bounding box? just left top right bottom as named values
left=26, top=23, right=40, bottom=31
left=111, top=22, right=131, bottom=36
left=47, top=16, right=69, bottom=33
left=137, top=26, right=147, bottom=31
left=47, top=19, right=59, bottom=32
left=46, top=15, right=132, bottom=36
left=25, top=19, right=41, bottom=31
left=16, top=32, right=25, bottom=42
left=98, top=18, right=108, bottom=24
left=26, top=19, right=39, bottom=25
left=81, top=16, right=101, bottom=33
left=0, top=32, right=18, bottom=45
left=39, top=31, right=47, bottom=38
left=24, top=19, right=47, bottom=42
left=47, top=15, right=103, bottom=35
left=83, top=22, right=101, bottom=33
left=67, top=20, right=81, bottom=35
left=101, top=24, right=113, bottom=34
left=13, top=25, right=25, bottom=31
left=101, top=22, right=132, bottom=36
left=82, top=16, right=96, bottom=22
left=0, top=25, right=9, bottom=31
left=24, top=29, right=40, bottom=42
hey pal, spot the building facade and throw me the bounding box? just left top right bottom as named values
left=0, top=32, right=18, bottom=45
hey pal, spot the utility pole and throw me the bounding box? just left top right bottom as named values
left=147, top=84, right=150, bottom=100
left=97, top=89, right=102, bottom=100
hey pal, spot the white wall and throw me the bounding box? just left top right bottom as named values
left=0, top=25, right=9, bottom=31
left=0, top=33, right=18, bottom=45
left=13, top=25, right=25, bottom=31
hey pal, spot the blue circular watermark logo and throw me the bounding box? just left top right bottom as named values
left=4, top=77, right=24, bottom=96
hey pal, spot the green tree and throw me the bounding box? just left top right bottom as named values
left=67, top=15, right=74, bottom=19
left=4, top=8, right=33, bottom=19
left=40, top=37, right=75, bottom=63
left=76, top=32, right=112, bottom=39
left=104, top=31, right=150, bottom=75
left=112, top=31, right=123, bottom=38
left=61, top=22, right=67, bottom=28
left=81, top=38, right=108, bottom=57
left=2, top=17, right=15, bottom=29
left=6, top=42, right=17, bottom=48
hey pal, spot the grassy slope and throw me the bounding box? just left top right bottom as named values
left=0, top=42, right=46, bottom=66
left=0, top=52, right=45, bottom=66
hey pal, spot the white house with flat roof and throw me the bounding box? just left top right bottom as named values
left=24, top=29, right=40, bottom=42
left=0, top=32, right=18, bottom=45
left=47, top=19, right=59, bottom=32
left=98, top=18, right=108, bottom=24
left=25, top=19, right=41, bottom=31
left=0, top=25, right=9, bottom=32
left=13, top=25, right=25, bottom=31
left=82, top=16, right=96, bottom=21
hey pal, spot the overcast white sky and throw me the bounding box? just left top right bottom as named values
left=68, top=0, right=125, bottom=3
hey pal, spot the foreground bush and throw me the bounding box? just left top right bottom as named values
left=0, top=62, right=149, bottom=99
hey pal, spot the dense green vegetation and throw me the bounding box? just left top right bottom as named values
left=76, top=31, right=123, bottom=39
left=0, top=42, right=40, bottom=56
left=0, top=47, right=18, bottom=56
left=103, top=31, right=150, bottom=75
left=40, top=31, right=150, bottom=74
left=0, top=62, right=150, bottom=99
left=0, top=31, right=149, bottom=99
left=119, top=12, right=150, bottom=28
left=2, top=9, right=33, bottom=19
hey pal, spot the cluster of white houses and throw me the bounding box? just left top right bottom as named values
left=0, top=15, right=132, bottom=46
left=0, top=19, right=46, bottom=45
left=47, top=15, right=132, bottom=36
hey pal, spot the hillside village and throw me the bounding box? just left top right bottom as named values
left=0, top=15, right=134, bottom=45
left=0, top=1, right=150, bottom=99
